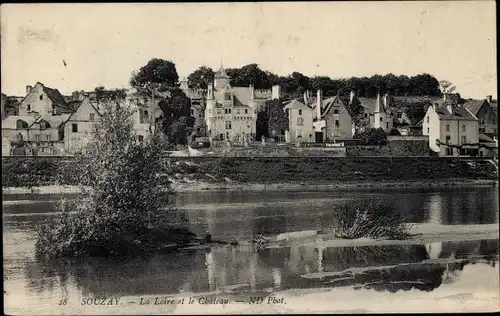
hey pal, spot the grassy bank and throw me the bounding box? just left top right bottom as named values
left=2, top=156, right=498, bottom=189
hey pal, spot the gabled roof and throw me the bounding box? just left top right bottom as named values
left=1, top=115, right=38, bottom=129
left=41, top=84, right=70, bottom=110
left=213, top=86, right=252, bottom=108
left=463, top=99, right=488, bottom=116
left=64, top=98, right=103, bottom=123
left=31, top=114, right=71, bottom=129
left=433, top=101, right=477, bottom=121
left=284, top=99, right=309, bottom=110
left=311, top=96, right=350, bottom=120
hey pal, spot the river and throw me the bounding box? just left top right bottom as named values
left=3, top=186, right=500, bottom=314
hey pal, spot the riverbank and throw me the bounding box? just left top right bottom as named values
left=2, top=179, right=498, bottom=195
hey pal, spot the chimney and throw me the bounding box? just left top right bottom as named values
left=303, top=91, right=309, bottom=105
left=207, top=82, right=214, bottom=100
left=349, top=90, right=355, bottom=104
left=486, top=95, right=492, bottom=103
left=316, top=89, right=323, bottom=119
left=26, top=85, right=33, bottom=95
left=447, top=103, right=453, bottom=114
left=443, top=93, right=447, bottom=102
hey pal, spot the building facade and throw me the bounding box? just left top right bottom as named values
left=63, top=98, right=101, bottom=153
left=204, top=65, right=280, bottom=142
left=18, top=82, right=74, bottom=116
left=423, top=95, right=479, bottom=156
left=311, top=90, right=353, bottom=142
left=284, top=99, right=314, bottom=143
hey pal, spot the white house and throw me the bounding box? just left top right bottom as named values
left=63, top=97, right=101, bottom=153
left=311, top=90, right=353, bottom=142
left=284, top=99, right=314, bottom=143
left=423, top=94, right=479, bottom=156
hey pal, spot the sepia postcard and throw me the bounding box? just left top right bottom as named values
left=1, top=1, right=499, bottom=314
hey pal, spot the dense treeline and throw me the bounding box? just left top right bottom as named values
left=187, top=63, right=442, bottom=100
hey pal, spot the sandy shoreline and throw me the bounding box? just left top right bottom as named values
left=2, top=179, right=498, bottom=195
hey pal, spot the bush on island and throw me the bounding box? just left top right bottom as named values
left=329, top=197, right=412, bottom=240
left=35, top=101, right=198, bottom=259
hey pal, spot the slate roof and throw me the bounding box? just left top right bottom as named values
left=432, top=100, right=477, bottom=121
left=41, top=85, right=72, bottom=113
left=463, top=99, right=487, bottom=116
left=213, top=86, right=252, bottom=108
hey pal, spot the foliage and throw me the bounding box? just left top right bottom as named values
left=341, top=95, right=365, bottom=127
left=439, top=80, right=456, bottom=94
left=35, top=102, right=196, bottom=259
left=94, top=86, right=127, bottom=102
left=403, top=102, right=427, bottom=125
left=130, top=58, right=179, bottom=89
left=355, top=128, right=388, bottom=145
left=187, top=66, right=215, bottom=90
left=388, top=128, right=402, bottom=136
left=329, top=197, right=412, bottom=240
left=266, top=99, right=289, bottom=138
left=158, top=88, right=194, bottom=145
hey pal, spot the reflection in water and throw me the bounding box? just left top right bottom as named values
left=20, top=239, right=499, bottom=299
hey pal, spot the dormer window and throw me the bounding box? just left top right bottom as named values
left=16, top=120, right=28, bottom=129
left=40, top=121, right=47, bottom=130
left=225, top=93, right=231, bottom=101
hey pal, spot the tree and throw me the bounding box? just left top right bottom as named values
left=94, top=86, right=127, bottom=102
left=130, top=58, right=179, bottom=89
left=158, top=88, right=194, bottom=146
left=342, top=95, right=365, bottom=128
left=187, top=66, right=215, bottom=90
left=404, top=102, right=427, bottom=125
left=439, top=80, right=456, bottom=94
left=226, top=64, right=272, bottom=89
left=355, top=128, right=388, bottom=145
left=35, top=102, right=196, bottom=258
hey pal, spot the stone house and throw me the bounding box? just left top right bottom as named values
left=28, top=115, right=70, bottom=155
left=19, top=82, right=74, bottom=116
left=423, top=94, right=479, bottom=157
left=358, top=93, right=394, bottom=133
left=63, top=97, right=101, bottom=153
left=284, top=99, right=314, bottom=143
left=311, top=90, right=353, bottom=142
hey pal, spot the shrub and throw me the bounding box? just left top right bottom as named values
left=329, top=197, right=412, bottom=240
left=35, top=101, right=197, bottom=259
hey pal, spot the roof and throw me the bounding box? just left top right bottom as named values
left=215, top=65, right=229, bottom=78
left=433, top=101, right=477, bottom=121
left=1, top=115, right=38, bottom=129
left=284, top=99, right=309, bottom=110
left=479, top=133, right=496, bottom=143
left=463, top=99, right=487, bottom=116
left=41, top=84, right=70, bottom=110
left=31, top=114, right=71, bottom=128
left=213, top=86, right=252, bottom=108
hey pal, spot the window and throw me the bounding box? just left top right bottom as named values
left=297, top=117, right=304, bottom=126
left=445, top=135, right=451, bottom=144
left=427, top=127, right=430, bottom=134
left=446, top=148, right=454, bottom=156
left=17, top=133, right=23, bottom=141
left=225, top=93, right=231, bottom=101
left=217, top=110, right=221, bottom=115
left=298, top=109, right=302, bottom=115
left=138, top=135, right=144, bottom=142
left=89, top=113, right=95, bottom=121
left=245, top=109, right=248, bottom=114
left=39, top=95, right=43, bottom=100
left=333, top=109, right=339, bottom=114
left=386, top=122, right=389, bottom=129
left=190, top=109, right=194, bottom=115
left=446, top=124, right=450, bottom=132
left=27, top=104, right=31, bottom=111
left=209, top=109, right=212, bottom=114
left=397, top=113, right=402, bottom=119
left=225, top=121, right=232, bottom=130
left=197, top=128, right=201, bottom=132
left=461, top=125, right=466, bottom=132
left=461, top=135, right=466, bottom=144
left=380, top=117, right=383, bottom=122
left=40, top=121, right=46, bottom=130
left=72, top=123, right=78, bottom=133
left=199, top=114, right=202, bottom=118
left=335, top=120, right=340, bottom=128
left=254, top=110, right=257, bottom=114
left=47, top=134, right=52, bottom=142
left=427, top=116, right=429, bottom=123
left=364, top=113, right=368, bottom=118
left=35, top=134, right=40, bottom=142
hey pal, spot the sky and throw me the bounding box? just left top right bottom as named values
left=1, top=2, right=497, bottom=98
